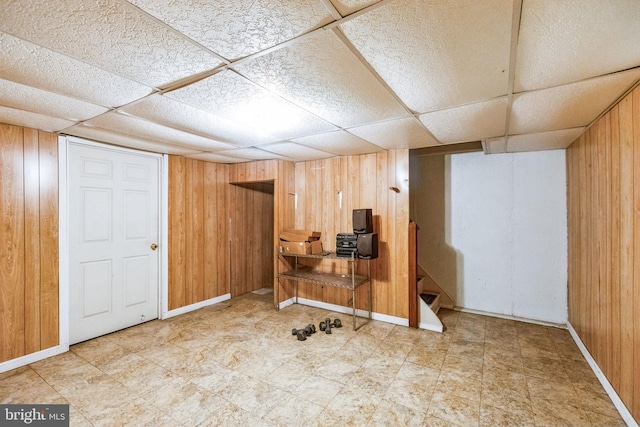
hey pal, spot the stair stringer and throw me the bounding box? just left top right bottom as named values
left=417, top=278, right=443, bottom=333
left=417, top=264, right=455, bottom=309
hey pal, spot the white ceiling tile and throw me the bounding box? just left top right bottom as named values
left=0, top=78, right=108, bottom=122
left=259, top=142, right=335, bottom=161
left=120, top=95, right=280, bottom=147
left=0, top=105, right=75, bottom=133
left=65, top=124, right=202, bottom=156
left=510, top=68, right=640, bottom=134
left=0, top=33, right=153, bottom=108
left=507, top=128, right=586, bottom=153
left=85, top=112, right=237, bottom=151
left=484, top=137, right=507, bottom=154
left=291, top=130, right=385, bottom=156
left=340, top=0, right=513, bottom=113
left=211, top=147, right=289, bottom=161
left=234, top=29, right=408, bottom=128
left=0, top=1, right=222, bottom=87
left=515, top=0, right=640, bottom=91
left=348, top=117, right=440, bottom=150
left=128, top=0, right=333, bottom=61
left=166, top=70, right=337, bottom=139
left=329, top=0, right=379, bottom=16
left=418, top=98, right=507, bottom=144
left=183, top=153, right=252, bottom=163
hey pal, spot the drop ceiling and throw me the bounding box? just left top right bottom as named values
left=0, top=0, right=639, bottom=162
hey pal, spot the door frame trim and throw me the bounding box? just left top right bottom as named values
left=60, top=135, right=167, bottom=343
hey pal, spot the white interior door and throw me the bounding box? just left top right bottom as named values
left=68, top=142, right=160, bottom=344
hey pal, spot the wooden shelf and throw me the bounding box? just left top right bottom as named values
left=277, top=265, right=368, bottom=290
left=276, top=247, right=372, bottom=330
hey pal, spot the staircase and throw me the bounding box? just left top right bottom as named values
left=417, top=276, right=443, bottom=332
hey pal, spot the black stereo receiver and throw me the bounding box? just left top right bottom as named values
left=336, top=233, right=357, bottom=248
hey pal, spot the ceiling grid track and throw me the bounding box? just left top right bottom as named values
left=499, top=0, right=524, bottom=154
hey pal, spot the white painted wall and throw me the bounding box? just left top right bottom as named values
left=413, top=149, right=567, bottom=324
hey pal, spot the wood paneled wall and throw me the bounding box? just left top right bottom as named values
left=0, top=124, right=59, bottom=363
left=229, top=160, right=296, bottom=302
left=168, top=156, right=229, bottom=310
left=229, top=182, right=274, bottom=296
left=566, top=84, right=640, bottom=422
left=292, top=151, right=410, bottom=319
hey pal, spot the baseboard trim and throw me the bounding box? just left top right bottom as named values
left=0, top=345, right=69, bottom=374
left=162, top=293, right=231, bottom=320
left=566, top=322, right=638, bottom=427
left=279, top=298, right=409, bottom=327
left=453, top=307, right=567, bottom=329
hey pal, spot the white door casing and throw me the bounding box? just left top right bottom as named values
left=68, top=142, right=160, bottom=344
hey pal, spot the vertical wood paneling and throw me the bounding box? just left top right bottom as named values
left=168, top=156, right=186, bottom=310
left=275, top=160, right=297, bottom=305
left=184, top=158, right=195, bottom=305
left=23, top=129, right=41, bottom=354
left=618, top=93, right=635, bottom=411
left=191, top=160, right=205, bottom=303
left=0, top=125, right=26, bottom=361
left=228, top=182, right=274, bottom=296
left=228, top=160, right=280, bottom=298
left=217, top=164, right=230, bottom=297
left=567, top=85, right=640, bottom=424
left=633, top=85, right=640, bottom=419
left=203, top=162, right=216, bottom=300
left=168, top=157, right=229, bottom=310
left=203, top=162, right=230, bottom=300
left=609, top=105, right=622, bottom=391
left=38, top=132, right=59, bottom=349
left=291, top=151, right=410, bottom=318
left=0, top=124, right=59, bottom=363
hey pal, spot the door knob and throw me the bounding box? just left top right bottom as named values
left=150, top=243, right=158, bottom=251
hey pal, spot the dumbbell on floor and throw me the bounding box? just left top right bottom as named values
left=292, top=324, right=316, bottom=341
left=319, top=318, right=342, bottom=334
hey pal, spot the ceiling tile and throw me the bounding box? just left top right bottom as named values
left=165, top=70, right=337, bottom=140
left=183, top=153, right=253, bottom=163
left=85, top=112, right=237, bottom=151
left=291, top=130, right=384, bottom=156
left=510, top=68, right=640, bottom=134
left=0, top=33, right=153, bottom=108
left=120, top=95, right=279, bottom=147
left=329, top=0, right=380, bottom=16
left=340, top=0, right=513, bottom=113
left=128, top=0, right=333, bottom=61
left=0, top=78, right=108, bottom=122
left=507, top=128, right=586, bottom=153
left=234, top=29, right=408, bottom=128
left=65, top=124, right=202, bottom=156
left=209, top=147, right=289, bottom=161
left=259, top=141, right=334, bottom=161
left=0, top=106, right=75, bottom=133
left=515, top=0, right=640, bottom=92
left=418, top=98, right=507, bottom=144
left=0, top=0, right=222, bottom=88
left=348, top=117, right=440, bottom=150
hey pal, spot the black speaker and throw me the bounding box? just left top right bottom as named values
left=357, top=233, right=378, bottom=259
left=353, top=209, right=373, bottom=234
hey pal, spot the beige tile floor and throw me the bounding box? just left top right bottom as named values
left=0, top=292, right=626, bottom=426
